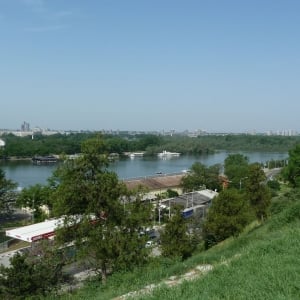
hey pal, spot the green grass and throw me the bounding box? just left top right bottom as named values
left=139, top=225, right=300, bottom=300
left=45, top=189, right=300, bottom=300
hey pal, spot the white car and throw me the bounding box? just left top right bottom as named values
left=145, top=240, right=154, bottom=248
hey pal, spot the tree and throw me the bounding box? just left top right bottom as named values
left=0, top=168, right=17, bottom=217
left=166, top=189, right=179, bottom=198
left=160, top=206, right=195, bottom=260
left=0, top=241, right=67, bottom=299
left=224, top=154, right=249, bottom=189
left=282, top=144, right=300, bottom=187
left=16, top=184, right=52, bottom=222
left=267, top=179, right=281, bottom=196
left=245, top=163, right=271, bottom=222
left=50, top=136, right=150, bottom=282
left=203, top=189, right=252, bottom=249
left=181, top=162, right=221, bottom=192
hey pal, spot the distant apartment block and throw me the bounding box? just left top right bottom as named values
left=266, top=130, right=297, bottom=136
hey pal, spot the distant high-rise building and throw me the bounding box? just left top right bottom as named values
left=21, top=121, right=30, bottom=131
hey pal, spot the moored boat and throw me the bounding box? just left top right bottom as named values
left=32, top=155, right=58, bottom=164
left=157, top=150, right=181, bottom=157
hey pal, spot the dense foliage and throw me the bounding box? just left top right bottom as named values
left=203, top=189, right=253, bottom=248
left=0, top=133, right=298, bottom=159
left=160, top=206, right=195, bottom=260
left=180, top=162, right=222, bottom=192
left=0, top=242, right=67, bottom=299
left=49, top=137, right=151, bottom=282
left=0, top=169, right=17, bottom=216
left=282, top=144, right=300, bottom=187
left=245, top=163, right=271, bottom=221
left=16, top=184, right=52, bottom=222
left=224, top=154, right=249, bottom=189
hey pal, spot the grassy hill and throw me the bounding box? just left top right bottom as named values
left=53, top=188, right=300, bottom=300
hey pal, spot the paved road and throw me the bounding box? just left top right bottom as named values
left=0, top=249, right=21, bottom=267
left=264, top=168, right=282, bottom=181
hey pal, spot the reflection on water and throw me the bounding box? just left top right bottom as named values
left=0, top=151, right=288, bottom=189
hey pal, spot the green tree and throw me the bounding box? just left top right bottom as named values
left=181, top=162, right=221, bottom=192
left=160, top=206, right=195, bottom=260
left=246, top=163, right=271, bottom=222
left=267, top=179, right=281, bottom=196
left=0, top=169, right=17, bottom=217
left=16, top=184, right=52, bottom=222
left=203, top=189, right=252, bottom=248
left=224, top=154, right=249, bottom=189
left=0, top=241, right=66, bottom=299
left=50, top=136, right=150, bottom=282
left=282, top=144, right=300, bottom=187
left=166, top=189, right=179, bottom=198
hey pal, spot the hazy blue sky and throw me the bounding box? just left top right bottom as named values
left=1, top=0, right=299, bottom=133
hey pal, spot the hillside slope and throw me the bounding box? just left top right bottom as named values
left=136, top=201, right=300, bottom=300
left=54, top=190, right=300, bottom=300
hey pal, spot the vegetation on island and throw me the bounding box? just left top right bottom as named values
left=0, top=132, right=299, bottom=160
left=0, top=136, right=300, bottom=299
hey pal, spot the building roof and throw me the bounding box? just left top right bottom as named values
left=161, top=189, right=218, bottom=209
left=6, top=218, right=64, bottom=242
left=6, top=215, right=96, bottom=243
left=123, top=173, right=184, bottom=191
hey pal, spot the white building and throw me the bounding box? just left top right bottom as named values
left=0, top=139, right=5, bottom=147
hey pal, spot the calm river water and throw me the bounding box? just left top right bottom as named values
left=0, top=151, right=288, bottom=189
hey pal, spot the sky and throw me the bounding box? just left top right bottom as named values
left=1, top=0, right=300, bottom=133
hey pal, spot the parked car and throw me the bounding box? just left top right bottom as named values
left=145, top=240, right=154, bottom=248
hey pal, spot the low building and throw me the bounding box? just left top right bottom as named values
left=123, top=173, right=185, bottom=200
left=161, top=189, right=218, bottom=219
left=6, top=218, right=64, bottom=242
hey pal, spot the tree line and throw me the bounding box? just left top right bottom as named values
left=0, top=133, right=299, bottom=159
left=0, top=137, right=300, bottom=298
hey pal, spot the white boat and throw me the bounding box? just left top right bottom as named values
left=129, top=152, right=144, bottom=158
left=157, top=150, right=181, bottom=157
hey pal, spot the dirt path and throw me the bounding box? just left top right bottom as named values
left=113, top=264, right=213, bottom=300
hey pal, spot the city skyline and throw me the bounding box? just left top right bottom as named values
left=1, top=1, right=300, bottom=132
left=1, top=121, right=298, bottom=137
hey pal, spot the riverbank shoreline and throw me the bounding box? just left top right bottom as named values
left=1, top=157, right=32, bottom=161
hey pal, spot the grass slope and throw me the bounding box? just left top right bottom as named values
left=52, top=192, right=300, bottom=300
left=138, top=202, right=300, bottom=300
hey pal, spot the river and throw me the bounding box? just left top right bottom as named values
left=0, top=151, right=288, bottom=189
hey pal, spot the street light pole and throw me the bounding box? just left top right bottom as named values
left=239, top=177, right=248, bottom=190
left=158, top=200, right=161, bottom=225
